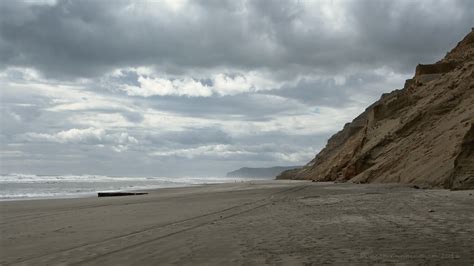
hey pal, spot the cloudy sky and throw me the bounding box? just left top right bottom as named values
left=0, top=0, right=473, bottom=177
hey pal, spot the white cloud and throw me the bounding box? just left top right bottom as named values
left=162, top=0, right=188, bottom=12
left=23, top=128, right=138, bottom=152
left=121, top=72, right=280, bottom=97
left=123, top=76, right=213, bottom=97
left=149, top=143, right=315, bottom=163
left=150, top=144, right=254, bottom=159
left=24, top=128, right=105, bottom=144
left=212, top=74, right=252, bottom=95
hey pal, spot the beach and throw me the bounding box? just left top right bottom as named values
left=1, top=181, right=473, bottom=264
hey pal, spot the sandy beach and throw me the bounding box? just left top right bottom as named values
left=1, top=181, right=473, bottom=264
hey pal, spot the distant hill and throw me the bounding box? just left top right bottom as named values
left=226, top=166, right=302, bottom=178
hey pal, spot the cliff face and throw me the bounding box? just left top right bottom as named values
left=278, top=29, right=474, bottom=190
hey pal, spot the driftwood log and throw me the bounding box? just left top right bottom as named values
left=98, top=192, right=148, bottom=197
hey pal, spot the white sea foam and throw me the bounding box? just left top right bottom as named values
left=0, top=173, right=267, bottom=200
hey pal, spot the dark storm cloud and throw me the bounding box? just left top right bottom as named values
left=1, top=0, right=472, bottom=78
left=0, top=0, right=277, bottom=77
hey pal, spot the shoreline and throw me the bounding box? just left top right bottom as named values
left=1, top=181, right=472, bottom=264
left=0, top=178, right=271, bottom=202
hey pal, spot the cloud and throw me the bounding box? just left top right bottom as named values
left=23, top=128, right=138, bottom=152
left=268, top=68, right=406, bottom=107
left=24, top=128, right=105, bottom=144
left=123, top=76, right=212, bottom=97
left=120, top=72, right=279, bottom=97
left=1, top=0, right=472, bottom=78
left=150, top=143, right=314, bottom=163
left=150, top=144, right=254, bottom=159
left=1, top=0, right=472, bottom=176
left=145, top=127, right=232, bottom=146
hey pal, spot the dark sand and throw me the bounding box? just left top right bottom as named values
left=1, top=181, right=473, bottom=264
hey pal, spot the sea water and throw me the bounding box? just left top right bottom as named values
left=0, top=173, right=265, bottom=200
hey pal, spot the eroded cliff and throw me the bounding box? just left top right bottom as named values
left=278, top=29, right=474, bottom=189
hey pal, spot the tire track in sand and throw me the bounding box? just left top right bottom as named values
left=7, top=184, right=307, bottom=265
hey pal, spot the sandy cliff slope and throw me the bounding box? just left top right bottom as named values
left=278, top=29, right=474, bottom=189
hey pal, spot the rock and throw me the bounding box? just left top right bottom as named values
left=415, top=62, right=457, bottom=76
left=428, top=209, right=435, bottom=213
left=278, top=29, right=474, bottom=190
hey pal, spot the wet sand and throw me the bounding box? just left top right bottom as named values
left=1, top=181, right=473, bottom=264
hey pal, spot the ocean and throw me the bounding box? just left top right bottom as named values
left=0, top=173, right=266, bottom=201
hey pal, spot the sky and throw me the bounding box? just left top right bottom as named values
left=0, top=0, right=473, bottom=177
